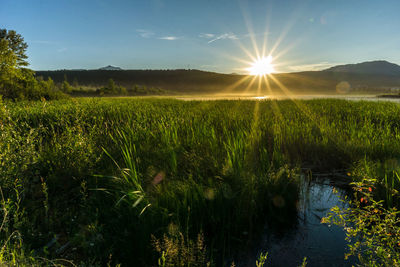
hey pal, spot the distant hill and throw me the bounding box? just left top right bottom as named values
left=35, top=61, right=400, bottom=95
left=98, top=65, right=122, bottom=71
left=324, top=60, right=400, bottom=76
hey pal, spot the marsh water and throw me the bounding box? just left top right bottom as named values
left=237, top=174, right=356, bottom=267
left=176, top=94, right=400, bottom=103
left=176, top=94, right=386, bottom=266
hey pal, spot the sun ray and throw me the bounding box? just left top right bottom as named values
left=256, top=75, right=263, bottom=96
left=228, top=55, right=257, bottom=66
left=269, top=74, right=297, bottom=99
left=263, top=74, right=283, bottom=120
left=261, top=4, right=272, bottom=59
left=234, top=40, right=258, bottom=63
left=221, top=75, right=253, bottom=95
left=235, top=74, right=258, bottom=96
left=271, top=37, right=303, bottom=63
left=269, top=4, right=305, bottom=57
left=268, top=74, right=317, bottom=120
left=239, top=2, right=261, bottom=59
left=267, top=74, right=352, bottom=158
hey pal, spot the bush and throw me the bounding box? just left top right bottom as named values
left=323, top=177, right=400, bottom=266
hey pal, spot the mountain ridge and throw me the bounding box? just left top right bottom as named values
left=323, top=60, right=400, bottom=76
left=98, top=65, right=122, bottom=71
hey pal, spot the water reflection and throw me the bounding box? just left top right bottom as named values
left=176, top=94, right=400, bottom=103
left=237, top=176, right=356, bottom=267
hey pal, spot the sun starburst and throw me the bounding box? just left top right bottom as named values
left=247, top=55, right=275, bottom=76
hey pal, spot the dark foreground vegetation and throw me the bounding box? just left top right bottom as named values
left=1, top=97, right=400, bottom=266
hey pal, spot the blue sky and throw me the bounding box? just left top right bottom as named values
left=2, top=0, right=400, bottom=73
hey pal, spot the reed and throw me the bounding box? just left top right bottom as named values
left=2, top=97, right=400, bottom=265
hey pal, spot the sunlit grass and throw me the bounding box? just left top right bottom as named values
left=2, top=97, right=400, bottom=265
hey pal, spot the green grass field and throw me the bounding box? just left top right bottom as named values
left=1, top=97, right=400, bottom=266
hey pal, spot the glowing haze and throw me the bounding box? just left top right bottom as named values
left=2, top=0, right=400, bottom=73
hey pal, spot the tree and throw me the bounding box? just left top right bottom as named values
left=72, top=77, right=79, bottom=88
left=0, top=29, right=28, bottom=67
left=0, top=37, right=22, bottom=97
left=61, top=80, right=72, bottom=93
left=0, top=38, right=17, bottom=75
left=0, top=28, right=30, bottom=97
left=107, top=78, right=117, bottom=93
left=0, top=28, right=66, bottom=100
left=119, top=85, right=128, bottom=95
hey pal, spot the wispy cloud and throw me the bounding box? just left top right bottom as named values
left=57, top=47, right=67, bottom=53
left=158, top=36, right=180, bottom=40
left=199, top=32, right=238, bottom=43
left=288, top=62, right=341, bottom=72
left=208, top=33, right=238, bottom=43
left=136, top=29, right=154, bottom=38
left=199, top=33, right=215, bottom=39
left=137, top=30, right=182, bottom=41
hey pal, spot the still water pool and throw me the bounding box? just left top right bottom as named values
left=237, top=175, right=357, bottom=267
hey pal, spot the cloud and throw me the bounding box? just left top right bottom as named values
left=199, top=33, right=215, bottom=39
left=136, top=29, right=154, bottom=38
left=208, top=33, right=238, bottom=43
left=209, top=33, right=238, bottom=43
left=199, top=32, right=238, bottom=43
left=158, top=36, right=180, bottom=40
left=288, top=62, right=341, bottom=72
left=57, top=47, right=67, bottom=53
left=137, top=29, right=183, bottom=41
left=137, top=30, right=181, bottom=40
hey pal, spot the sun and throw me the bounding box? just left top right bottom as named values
left=247, top=56, right=275, bottom=76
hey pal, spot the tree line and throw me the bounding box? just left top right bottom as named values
left=0, top=28, right=166, bottom=100
left=0, top=28, right=67, bottom=100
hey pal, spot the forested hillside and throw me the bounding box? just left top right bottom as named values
left=36, top=63, right=400, bottom=95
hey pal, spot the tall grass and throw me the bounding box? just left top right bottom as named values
left=2, top=97, right=400, bottom=265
